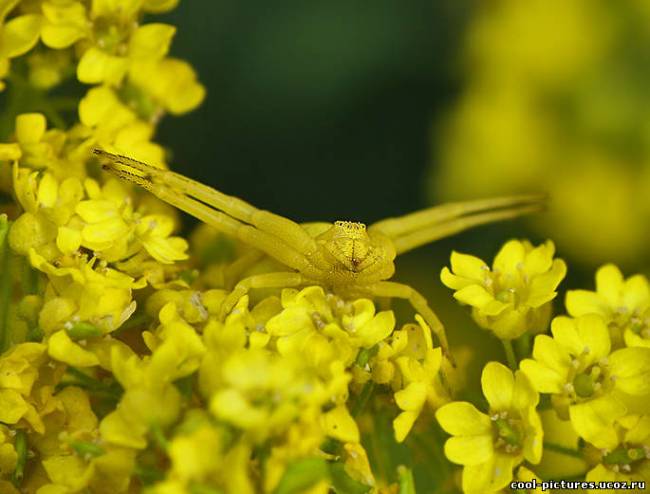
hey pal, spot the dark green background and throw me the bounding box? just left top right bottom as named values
left=156, top=0, right=537, bottom=396
left=158, top=0, right=470, bottom=223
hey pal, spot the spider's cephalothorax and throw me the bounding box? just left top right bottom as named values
left=95, top=148, right=543, bottom=358
left=313, top=221, right=395, bottom=285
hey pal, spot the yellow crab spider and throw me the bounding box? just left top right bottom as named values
left=94, top=148, right=542, bottom=358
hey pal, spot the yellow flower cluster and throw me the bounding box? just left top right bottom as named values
left=2, top=1, right=650, bottom=493
left=441, top=239, right=566, bottom=340
left=431, top=0, right=650, bottom=266
left=440, top=243, right=650, bottom=493
left=0, top=2, right=456, bottom=491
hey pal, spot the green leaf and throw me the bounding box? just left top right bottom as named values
left=273, top=457, right=330, bottom=494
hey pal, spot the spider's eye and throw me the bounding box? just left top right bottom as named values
left=334, top=220, right=366, bottom=233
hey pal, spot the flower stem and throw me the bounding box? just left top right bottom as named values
left=543, top=441, right=584, bottom=459
left=0, top=217, right=12, bottom=354
left=502, top=339, right=517, bottom=370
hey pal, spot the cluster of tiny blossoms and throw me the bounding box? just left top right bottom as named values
left=441, top=241, right=650, bottom=493
left=0, top=2, right=453, bottom=493
left=1, top=2, right=649, bottom=493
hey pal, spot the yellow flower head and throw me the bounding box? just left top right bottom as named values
left=567, top=264, right=650, bottom=349
left=436, top=362, right=542, bottom=493
left=520, top=314, right=650, bottom=448
left=585, top=414, right=650, bottom=490
left=0, top=343, right=48, bottom=433
left=441, top=239, right=567, bottom=339
left=0, top=5, right=41, bottom=91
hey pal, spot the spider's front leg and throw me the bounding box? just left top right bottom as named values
left=218, top=271, right=308, bottom=319
left=364, top=281, right=453, bottom=364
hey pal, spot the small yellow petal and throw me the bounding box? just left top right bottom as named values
left=48, top=330, right=100, bottom=367
left=444, top=435, right=493, bottom=466
left=436, top=402, right=491, bottom=436
left=393, top=410, right=418, bottom=443
left=569, top=397, right=626, bottom=449
left=482, top=362, right=514, bottom=411
left=492, top=239, right=525, bottom=275
left=609, top=347, right=650, bottom=395
left=0, top=143, right=21, bottom=161
left=77, top=47, right=127, bottom=85
left=394, top=382, right=427, bottom=411
left=450, top=251, right=488, bottom=281
left=595, top=264, right=624, bottom=306
left=41, top=1, right=88, bottom=49
left=37, top=173, right=58, bottom=208
left=128, top=23, right=176, bottom=60
left=520, top=358, right=564, bottom=394
left=565, top=289, right=608, bottom=317
left=322, top=405, right=359, bottom=443
left=354, top=310, right=395, bottom=348
left=16, top=113, right=46, bottom=144
left=56, top=226, right=82, bottom=254
left=2, top=14, right=41, bottom=58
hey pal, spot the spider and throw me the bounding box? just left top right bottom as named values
left=94, top=148, right=541, bottom=359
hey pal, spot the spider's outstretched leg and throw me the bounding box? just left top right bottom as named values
left=94, top=149, right=318, bottom=255
left=364, top=280, right=452, bottom=363
left=369, top=195, right=544, bottom=254
left=219, top=272, right=307, bottom=319
left=95, top=149, right=322, bottom=279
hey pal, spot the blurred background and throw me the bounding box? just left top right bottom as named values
left=157, top=0, right=650, bottom=427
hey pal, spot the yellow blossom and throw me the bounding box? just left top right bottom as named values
left=388, top=316, right=450, bottom=442
left=0, top=342, right=48, bottom=433
left=436, top=362, right=542, bottom=493
left=0, top=6, right=41, bottom=91
left=520, top=314, right=650, bottom=448
left=567, top=264, right=650, bottom=349
left=585, top=414, right=650, bottom=492
left=442, top=239, right=566, bottom=339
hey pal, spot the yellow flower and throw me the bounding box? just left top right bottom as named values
left=436, top=362, right=542, bottom=493
left=388, top=316, right=450, bottom=442
left=40, top=0, right=204, bottom=115
left=3, top=113, right=88, bottom=179
left=266, top=286, right=394, bottom=370
left=0, top=6, right=41, bottom=91
left=431, top=0, right=650, bottom=265
left=441, top=239, right=566, bottom=339
left=128, top=57, right=205, bottom=115
left=207, top=347, right=328, bottom=441
left=567, top=264, right=650, bottom=349
left=79, top=86, right=165, bottom=163
left=10, top=163, right=83, bottom=260
left=585, top=414, right=650, bottom=492
left=0, top=343, right=48, bottom=434
left=29, top=251, right=139, bottom=338
left=0, top=425, right=17, bottom=477
left=520, top=314, right=650, bottom=448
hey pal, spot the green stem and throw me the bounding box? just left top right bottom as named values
left=351, top=381, right=375, bottom=417
left=11, top=430, right=27, bottom=486
left=515, top=333, right=531, bottom=360
left=543, top=441, right=584, bottom=459
left=0, top=218, right=12, bottom=354
left=397, top=466, right=416, bottom=494
left=502, top=339, right=517, bottom=370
